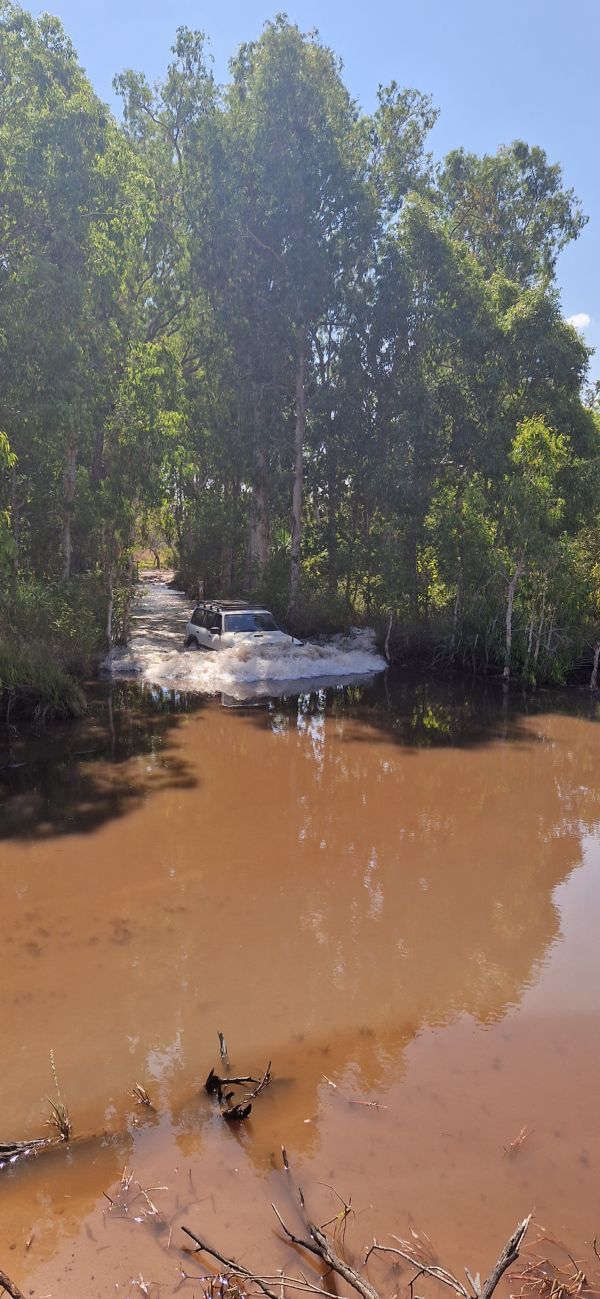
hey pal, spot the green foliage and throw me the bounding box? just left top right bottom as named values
left=1, top=576, right=106, bottom=672
left=0, top=639, right=87, bottom=719
left=0, top=5, right=598, bottom=687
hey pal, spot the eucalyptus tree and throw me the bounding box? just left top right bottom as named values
left=369, top=198, right=502, bottom=619
left=0, top=2, right=153, bottom=582
left=438, top=141, right=586, bottom=287
left=225, top=18, right=375, bottom=609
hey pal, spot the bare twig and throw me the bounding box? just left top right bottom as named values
left=272, top=1204, right=380, bottom=1299
left=205, top=1068, right=259, bottom=1094
left=365, top=1240, right=470, bottom=1299
left=503, top=1126, right=532, bottom=1157
left=367, top=1216, right=531, bottom=1299
left=0, top=1269, right=26, bottom=1299
left=323, top=1076, right=387, bottom=1111
left=132, top=1083, right=155, bottom=1109
left=246, top=1062, right=273, bottom=1100
left=181, top=1226, right=280, bottom=1299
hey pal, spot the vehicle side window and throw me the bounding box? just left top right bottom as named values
left=191, top=607, right=203, bottom=626
left=208, top=613, right=222, bottom=634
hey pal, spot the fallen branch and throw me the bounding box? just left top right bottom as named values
left=0, top=1137, right=58, bottom=1168
left=480, top=1215, right=532, bottom=1299
left=0, top=1269, right=26, bottom=1299
left=366, top=1215, right=532, bottom=1299
left=272, top=1203, right=380, bottom=1299
left=205, top=1068, right=259, bottom=1094
left=246, top=1062, right=273, bottom=1100
left=181, top=1226, right=280, bottom=1299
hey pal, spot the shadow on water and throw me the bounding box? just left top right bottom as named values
left=0, top=682, right=202, bottom=840
left=2, top=669, right=600, bottom=843
left=238, top=667, right=600, bottom=748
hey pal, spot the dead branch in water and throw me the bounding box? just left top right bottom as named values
left=205, top=1068, right=260, bottom=1093
left=323, top=1075, right=387, bottom=1110
left=132, top=1083, right=155, bottom=1109
left=0, top=1269, right=26, bottom=1298
left=182, top=1149, right=531, bottom=1299
left=503, top=1125, right=532, bottom=1157
left=511, top=1244, right=600, bottom=1299
left=181, top=1225, right=281, bottom=1299
left=366, top=1215, right=531, bottom=1299
left=205, top=1035, right=272, bottom=1120
left=0, top=1137, right=60, bottom=1168
left=246, top=1061, right=272, bottom=1100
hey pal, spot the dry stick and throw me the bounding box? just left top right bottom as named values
left=479, top=1215, right=532, bottom=1299
left=365, top=1242, right=470, bottom=1298
left=246, top=1062, right=273, bottom=1100
left=0, top=1269, right=26, bottom=1299
left=181, top=1226, right=281, bottom=1299
left=272, top=1205, right=380, bottom=1299
left=205, top=1069, right=259, bottom=1094
left=366, top=1215, right=532, bottom=1299
left=323, top=1076, right=387, bottom=1111
left=278, top=1148, right=380, bottom=1299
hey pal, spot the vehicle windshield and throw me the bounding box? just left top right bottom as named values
left=224, top=612, right=280, bottom=633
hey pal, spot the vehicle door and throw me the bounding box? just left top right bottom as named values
left=191, top=607, right=210, bottom=648
left=206, top=612, right=222, bottom=648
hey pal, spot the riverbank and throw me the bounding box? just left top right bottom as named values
left=3, top=572, right=598, bottom=731
left=0, top=576, right=111, bottom=723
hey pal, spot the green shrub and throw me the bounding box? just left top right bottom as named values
left=0, top=638, right=87, bottom=719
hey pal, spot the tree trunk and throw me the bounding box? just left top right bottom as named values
left=91, top=426, right=105, bottom=487
left=503, top=564, right=522, bottom=681
left=326, top=436, right=338, bottom=595
left=451, top=563, right=462, bottom=653
left=248, top=424, right=270, bottom=587
left=345, top=495, right=358, bottom=609
left=105, top=527, right=117, bottom=651
left=407, top=525, right=419, bottom=623
left=533, top=580, right=547, bottom=668
left=591, top=643, right=600, bottom=691
left=61, top=440, right=78, bottom=581
left=106, top=580, right=114, bottom=650
left=122, top=551, right=135, bottom=643
left=289, top=328, right=306, bottom=612
left=10, top=464, right=20, bottom=582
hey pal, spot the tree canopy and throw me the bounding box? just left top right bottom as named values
left=1, top=2, right=599, bottom=685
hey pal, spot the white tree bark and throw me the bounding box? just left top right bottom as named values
left=61, top=441, right=78, bottom=581
left=503, top=563, right=523, bottom=681
left=289, top=330, right=306, bottom=611
left=591, top=642, right=600, bottom=691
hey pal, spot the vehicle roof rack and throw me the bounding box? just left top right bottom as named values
left=196, top=599, right=269, bottom=611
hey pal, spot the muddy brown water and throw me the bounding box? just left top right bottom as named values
left=2, top=668, right=600, bottom=1298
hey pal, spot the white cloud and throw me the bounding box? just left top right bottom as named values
left=567, top=312, right=591, bottom=332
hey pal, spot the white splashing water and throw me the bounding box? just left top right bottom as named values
left=103, top=580, right=386, bottom=699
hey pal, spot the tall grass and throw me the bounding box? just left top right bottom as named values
left=0, top=575, right=107, bottom=720
left=0, top=639, right=87, bottom=720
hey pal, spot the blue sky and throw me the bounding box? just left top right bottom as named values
left=22, top=0, right=600, bottom=383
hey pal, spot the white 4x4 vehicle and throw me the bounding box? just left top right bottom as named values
left=184, top=601, right=303, bottom=651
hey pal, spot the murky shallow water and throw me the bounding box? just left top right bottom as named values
left=3, top=621, right=600, bottom=1296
